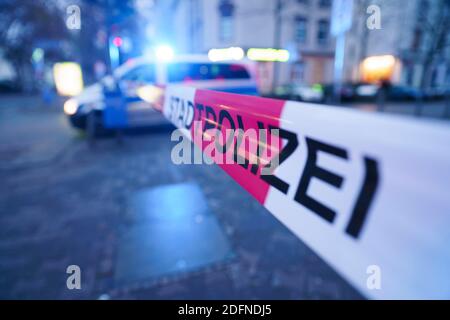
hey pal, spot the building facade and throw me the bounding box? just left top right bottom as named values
left=153, top=0, right=449, bottom=90
left=343, top=0, right=450, bottom=88
left=156, top=0, right=336, bottom=91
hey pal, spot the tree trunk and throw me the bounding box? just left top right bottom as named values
left=420, top=58, right=433, bottom=90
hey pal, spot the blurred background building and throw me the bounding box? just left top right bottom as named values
left=159, top=0, right=335, bottom=91
left=155, top=0, right=449, bottom=92
left=0, top=0, right=449, bottom=95
left=344, top=0, right=450, bottom=89
left=1, top=0, right=450, bottom=301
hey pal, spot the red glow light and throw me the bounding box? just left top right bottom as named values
left=113, top=37, right=123, bottom=47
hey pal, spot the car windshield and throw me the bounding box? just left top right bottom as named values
left=167, top=63, right=250, bottom=82
left=121, top=64, right=155, bottom=83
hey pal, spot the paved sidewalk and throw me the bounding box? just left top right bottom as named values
left=0, top=95, right=361, bottom=299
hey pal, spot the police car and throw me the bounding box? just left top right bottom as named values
left=64, top=55, right=259, bottom=131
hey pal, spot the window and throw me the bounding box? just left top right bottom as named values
left=218, top=0, right=235, bottom=42
left=292, top=62, right=306, bottom=82
left=317, top=19, right=329, bottom=45
left=121, top=65, right=155, bottom=83
left=319, top=0, right=331, bottom=8
left=295, top=16, right=308, bottom=43
left=167, top=63, right=250, bottom=82
left=220, top=16, right=234, bottom=41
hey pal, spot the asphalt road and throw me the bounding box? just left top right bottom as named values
left=0, top=94, right=403, bottom=300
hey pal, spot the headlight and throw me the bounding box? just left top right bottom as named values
left=64, top=99, right=79, bottom=115
left=53, top=62, right=84, bottom=96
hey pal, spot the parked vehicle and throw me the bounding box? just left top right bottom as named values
left=354, top=83, right=380, bottom=100
left=64, top=55, right=258, bottom=131
left=0, top=80, right=20, bottom=93
left=322, top=82, right=356, bottom=102
left=424, top=86, right=450, bottom=100
left=273, top=84, right=324, bottom=103
left=322, top=82, right=428, bottom=103
left=387, top=85, right=423, bottom=101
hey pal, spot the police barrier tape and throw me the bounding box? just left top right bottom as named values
left=141, top=84, right=450, bottom=299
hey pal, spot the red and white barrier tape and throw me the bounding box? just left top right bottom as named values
left=147, top=84, right=450, bottom=299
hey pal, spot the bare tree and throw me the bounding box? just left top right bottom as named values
left=417, top=0, right=450, bottom=89
left=0, top=0, right=68, bottom=91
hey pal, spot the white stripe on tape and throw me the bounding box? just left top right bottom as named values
left=159, top=84, right=450, bottom=299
